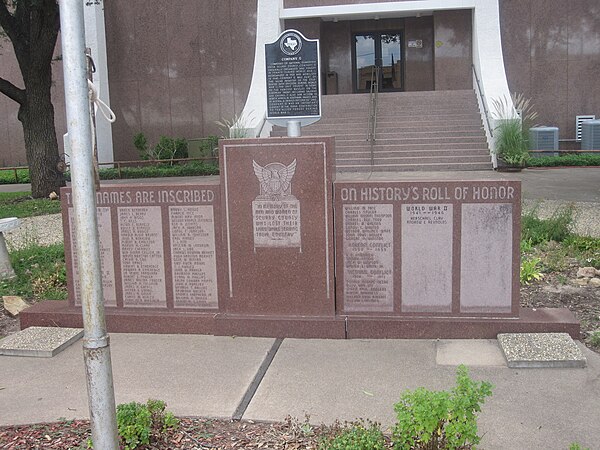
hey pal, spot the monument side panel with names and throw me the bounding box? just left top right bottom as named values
left=62, top=184, right=222, bottom=311
left=335, top=181, right=521, bottom=317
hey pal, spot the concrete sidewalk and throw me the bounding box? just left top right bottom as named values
left=1, top=334, right=599, bottom=449
left=2, top=167, right=599, bottom=201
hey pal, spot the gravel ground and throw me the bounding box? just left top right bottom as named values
left=3, top=213, right=63, bottom=250
left=2, top=201, right=599, bottom=249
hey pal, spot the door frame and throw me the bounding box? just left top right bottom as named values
left=352, top=30, right=405, bottom=93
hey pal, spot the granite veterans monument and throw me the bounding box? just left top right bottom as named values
left=19, top=31, right=579, bottom=340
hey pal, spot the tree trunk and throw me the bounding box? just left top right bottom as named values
left=19, top=80, right=65, bottom=198
left=1, top=0, right=64, bottom=199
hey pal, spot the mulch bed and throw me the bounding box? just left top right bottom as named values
left=1, top=417, right=383, bottom=449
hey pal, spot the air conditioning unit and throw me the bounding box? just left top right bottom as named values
left=529, top=127, right=558, bottom=157
left=581, top=120, right=600, bottom=151
left=576, top=115, right=595, bottom=141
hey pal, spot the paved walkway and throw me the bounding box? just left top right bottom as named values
left=3, top=167, right=600, bottom=201
left=1, top=334, right=599, bottom=449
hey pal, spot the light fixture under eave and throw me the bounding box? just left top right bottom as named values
left=333, top=17, right=338, bottom=23
left=374, top=15, right=380, bottom=20
left=416, top=12, right=422, bottom=18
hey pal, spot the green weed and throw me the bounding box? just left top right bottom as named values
left=521, top=205, right=574, bottom=245
left=569, top=443, right=591, bottom=450
left=589, top=331, right=600, bottom=349
left=319, top=420, right=386, bottom=450
left=521, top=257, right=543, bottom=284
left=392, top=365, right=492, bottom=450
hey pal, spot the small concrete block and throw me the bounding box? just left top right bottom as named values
left=3, top=296, right=29, bottom=317
left=0, top=326, right=83, bottom=357
left=497, top=333, right=587, bottom=368
left=436, top=339, right=506, bottom=366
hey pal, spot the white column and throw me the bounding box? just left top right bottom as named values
left=472, top=0, right=514, bottom=160
left=84, top=1, right=114, bottom=165
left=239, top=0, right=283, bottom=137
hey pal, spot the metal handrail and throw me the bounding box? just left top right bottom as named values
left=472, top=64, right=493, bottom=138
left=367, top=66, right=380, bottom=167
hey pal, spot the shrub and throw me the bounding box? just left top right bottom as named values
left=114, top=399, right=178, bottom=450
left=319, top=420, right=386, bottom=450
left=133, top=132, right=188, bottom=161
left=392, top=365, right=492, bottom=450
left=528, top=154, right=600, bottom=168
left=116, top=402, right=152, bottom=450
left=199, top=135, right=219, bottom=158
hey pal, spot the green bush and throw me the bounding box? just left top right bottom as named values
left=392, top=365, right=492, bottom=450
left=319, top=420, right=386, bottom=450
left=528, top=153, right=600, bottom=167
left=0, top=168, right=30, bottom=184
left=64, top=161, right=219, bottom=182
left=114, top=399, right=178, bottom=450
left=199, top=135, right=219, bottom=158
left=116, top=402, right=152, bottom=450
left=521, top=206, right=574, bottom=245
left=133, top=132, right=188, bottom=161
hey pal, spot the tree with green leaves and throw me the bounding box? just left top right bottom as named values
left=0, top=0, right=64, bottom=198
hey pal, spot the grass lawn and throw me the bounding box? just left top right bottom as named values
left=0, top=191, right=62, bottom=219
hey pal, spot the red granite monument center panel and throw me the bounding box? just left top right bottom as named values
left=219, top=137, right=335, bottom=316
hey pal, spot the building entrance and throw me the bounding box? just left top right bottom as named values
left=353, top=32, right=403, bottom=93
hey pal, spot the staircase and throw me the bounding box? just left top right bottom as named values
left=271, top=90, right=493, bottom=172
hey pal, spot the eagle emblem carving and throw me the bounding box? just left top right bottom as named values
left=253, top=159, right=297, bottom=199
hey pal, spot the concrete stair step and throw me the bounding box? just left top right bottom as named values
left=335, top=149, right=492, bottom=158
left=337, top=142, right=488, bottom=151
left=336, top=155, right=492, bottom=165
left=271, top=89, right=491, bottom=173
left=337, top=162, right=494, bottom=172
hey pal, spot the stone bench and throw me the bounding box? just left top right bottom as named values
left=0, top=217, right=20, bottom=279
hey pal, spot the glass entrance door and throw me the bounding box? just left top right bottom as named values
left=354, top=32, right=403, bottom=93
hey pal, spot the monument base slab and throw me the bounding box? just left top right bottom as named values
left=345, top=308, right=580, bottom=339
left=20, top=301, right=215, bottom=335
left=214, top=314, right=346, bottom=339
left=21, top=301, right=579, bottom=339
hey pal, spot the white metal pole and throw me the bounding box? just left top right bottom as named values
left=59, top=1, right=119, bottom=449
